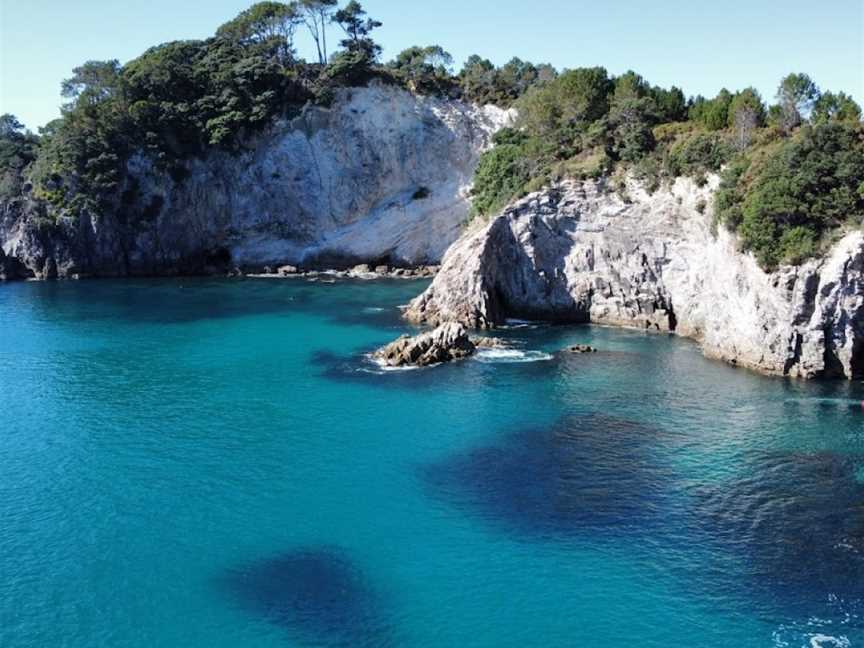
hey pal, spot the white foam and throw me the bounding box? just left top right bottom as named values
left=362, top=307, right=386, bottom=313
left=501, top=318, right=541, bottom=329
left=475, top=349, right=553, bottom=364
left=809, top=634, right=850, bottom=648
left=360, top=355, right=425, bottom=373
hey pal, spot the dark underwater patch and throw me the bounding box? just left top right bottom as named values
left=419, top=414, right=678, bottom=540
left=693, top=450, right=864, bottom=622
left=311, top=347, right=474, bottom=391
left=221, top=546, right=389, bottom=646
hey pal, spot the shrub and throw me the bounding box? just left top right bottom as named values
left=719, top=122, right=864, bottom=268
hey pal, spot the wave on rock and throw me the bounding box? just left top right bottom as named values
left=474, top=349, right=553, bottom=364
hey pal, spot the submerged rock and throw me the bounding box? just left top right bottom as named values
left=567, top=344, right=597, bottom=354
left=373, top=322, right=476, bottom=367
left=222, top=547, right=388, bottom=645
left=405, top=177, right=864, bottom=379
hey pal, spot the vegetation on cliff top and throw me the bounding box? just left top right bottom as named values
left=0, top=0, right=552, bottom=220
left=1, top=1, right=863, bottom=270
left=470, top=68, right=863, bottom=269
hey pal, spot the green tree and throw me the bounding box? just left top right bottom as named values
left=557, top=67, right=613, bottom=126
left=608, top=96, right=656, bottom=162
left=459, top=55, right=496, bottom=103
left=719, top=122, right=864, bottom=267
left=389, top=46, right=454, bottom=92
left=651, top=85, right=687, bottom=122
left=332, top=1, right=382, bottom=60
left=216, top=1, right=302, bottom=64
left=0, top=114, right=40, bottom=200
left=60, top=60, right=125, bottom=108
left=812, top=91, right=862, bottom=123
left=776, top=72, right=820, bottom=132
left=704, top=89, right=732, bottom=131
left=471, top=132, right=531, bottom=216
left=612, top=70, right=650, bottom=102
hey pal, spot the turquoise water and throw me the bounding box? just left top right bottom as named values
left=1, top=278, right=863, bottom=648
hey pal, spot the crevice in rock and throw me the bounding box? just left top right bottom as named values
left=667, top=299, right=678, bottom=332
left=821, top=325, right=846, bottom=378
left=849, top=337, right=864, bottom=379
left=784, top=332, right=803, bottom=376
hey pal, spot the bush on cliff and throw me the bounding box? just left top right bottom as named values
left=0, top=114, right=40, bottom=202
left=716, top=122, right=864, bottom=268
left=470, top=67, right=863, bottom=272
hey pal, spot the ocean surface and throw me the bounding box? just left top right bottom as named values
left=1, top=277, right=863, bottom=648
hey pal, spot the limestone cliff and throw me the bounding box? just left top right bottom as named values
left=0, top=84, right=512, bottom=279
left=405, top=177, right=864, bottom=379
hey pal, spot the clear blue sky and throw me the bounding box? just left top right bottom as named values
left=1, top=0, right=862, bottom=130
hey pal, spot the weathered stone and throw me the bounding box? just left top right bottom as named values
left=374, top=265, right=390, bottom=275
left=567, top=345, right=597, bottom=354
left=278, top=265, right=299, bottom=276
left=405, top=177, right=864, bottom=380
left=373, top=323, right=476, bottom=367
left=350, top=264, right=372, bottom=275
left=471, top=336, right=510, bottom=349
left=0, top=85, right=514, bottom=280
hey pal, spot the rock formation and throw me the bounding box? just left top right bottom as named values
left=0, top=84, right=512, bottom=279
left=373, top=322, right=476, bottom=367
left=405, top=176, right=864, bottom=379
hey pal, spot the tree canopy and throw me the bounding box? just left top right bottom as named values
left=2, top=1, right=862, bottom=274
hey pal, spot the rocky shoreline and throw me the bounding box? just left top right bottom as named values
left=0, top=84, right=511, bottom=282
left=405, top=176, right=864, bottom=380
left=246, top=263, right=438, bottom=281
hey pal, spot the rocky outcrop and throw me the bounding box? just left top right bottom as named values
left=1, top=83, right=512, bottom=279
left=566, top=345, right=598, bottom=354
left=405, top=177, right=864, bottom=379
left=373, top=323, right=476, bottom=367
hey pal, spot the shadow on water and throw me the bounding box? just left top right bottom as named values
left=418, top=413, right=679, bottom=540
left=419, top=407, right=864, bottom=635
left=219, top=546, right=392, bottom=647
left=691, top=449, right=864, bottom=626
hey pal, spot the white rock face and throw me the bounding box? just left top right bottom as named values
left=405, top=177, right=864, bottom=379
left=1, top=83, right=513, bottom=277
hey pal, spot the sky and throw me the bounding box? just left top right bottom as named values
left=1, top=0, right=862, bottom=130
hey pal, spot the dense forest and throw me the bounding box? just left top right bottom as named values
left=2, top=0, right=863, bottom=269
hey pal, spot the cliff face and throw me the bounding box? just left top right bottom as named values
left=0, top=84, right=512, bottom=279
left=405, top=177, right=864, bottom=379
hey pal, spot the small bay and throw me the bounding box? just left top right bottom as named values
left=1, top=278, right=863, bottom=647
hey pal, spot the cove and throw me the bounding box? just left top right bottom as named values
left=1, top=278, right=863, bottom=647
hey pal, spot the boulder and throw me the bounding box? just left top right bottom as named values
left=373, top=322, right=476, bottom=367
left=278, top=265, right=299, bottom=276
left=472, top=336, right=510, bottom=349
left=567, top=344, right=597, bottom=354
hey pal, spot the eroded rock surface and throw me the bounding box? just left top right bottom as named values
left=1, top=84, right=512, bottom=279
left=373, top=322, right=476, bottom=367
left=406, top=177, right=864, bottom=379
